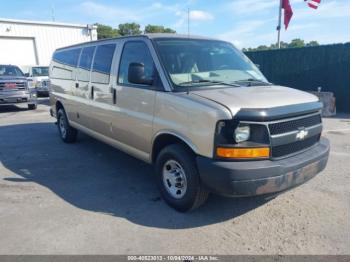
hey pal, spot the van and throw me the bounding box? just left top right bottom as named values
left=49, top=34, right=330, bottom=212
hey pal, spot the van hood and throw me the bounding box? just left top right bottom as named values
left=190, top=85, right=319, bottom=117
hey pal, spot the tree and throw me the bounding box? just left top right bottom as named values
left=306, top=40, right=319, bottom=47
left=118, top=23, right=142, bottom=36
left=244, top=39, right=320, bottom=51
left=144, top=24, right=176, bottom=34
left=288, top=38, right=305, bottom=48
left=95, top=23, right=119, bottom=39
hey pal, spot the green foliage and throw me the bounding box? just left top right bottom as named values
left=144, top=24, right=176, bottom=34
left=95, top=23, right=119, bottom=39
left=289, top=38, right=305, bottom=48
left=95, top=22, right=176, bottom=39
left=118, top=23, right=142, bottom=36
left=243, top=39, right=320, bottom=52
left=306, top=41, right=319, bottom=47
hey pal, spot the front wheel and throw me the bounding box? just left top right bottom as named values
left=57, top=108, right=78, bottom=143
left=155, top=144, right=209, bottom=212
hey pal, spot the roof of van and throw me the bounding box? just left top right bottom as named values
left=55, top=34, right=221, bottom=51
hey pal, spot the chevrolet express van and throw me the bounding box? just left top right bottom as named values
left=49, top=34, right=330, bottom=212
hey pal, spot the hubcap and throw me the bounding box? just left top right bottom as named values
left=59, top=115, right=67, bottom=138
left=162, top=160, right=187, bottom=199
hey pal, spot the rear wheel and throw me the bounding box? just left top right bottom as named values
left=155, top=144, right=209, bottom=212
left=28, top=104, right=37, bottom=110
left=57, top=108, right=77, bottom=143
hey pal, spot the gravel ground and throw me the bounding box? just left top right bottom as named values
left=0, top=99, right=349, bottom=255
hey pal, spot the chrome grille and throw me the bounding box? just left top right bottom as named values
left=42, top=80, right=49, bottom=88
left=0, top=82, right=27, bottom=91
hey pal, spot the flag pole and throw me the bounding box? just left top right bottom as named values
left=277, top=0, right=282, bottom=49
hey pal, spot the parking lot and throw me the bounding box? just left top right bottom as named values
left=0, top=99, right=349, bottom=255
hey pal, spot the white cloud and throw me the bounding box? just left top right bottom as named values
left=174, top=9, right=214, bottom=30
left=189, top=10, right=214, bottom=21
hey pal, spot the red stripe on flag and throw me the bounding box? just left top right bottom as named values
left=282, top=0, right=293, bottom=29
left=306, top=0, right=321, bottom=9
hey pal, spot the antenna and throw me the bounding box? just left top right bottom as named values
left=51, top=2, right=55, bottom=22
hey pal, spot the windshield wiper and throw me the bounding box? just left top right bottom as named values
left=178, top=79, right=240, bottom=87
left=233, top=78, right=272, bottom=86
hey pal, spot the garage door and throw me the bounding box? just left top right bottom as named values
left=0, top=37, right=38, bottom=66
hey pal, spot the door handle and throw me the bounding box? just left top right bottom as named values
left=113, top=88, right=117, bottom=104
left=91, top=86, right=94, bottom=100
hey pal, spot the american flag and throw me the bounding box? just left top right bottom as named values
left=305, top=0, right=321, bottom=9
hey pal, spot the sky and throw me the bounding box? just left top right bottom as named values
left=1, top=0, right=350, bottom=48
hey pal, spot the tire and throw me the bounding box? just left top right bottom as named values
left=57, top=108, right=78, bottom=143
left=155, top=144, right=209, bottom=212
left=28, top=104, right=37, bottom=110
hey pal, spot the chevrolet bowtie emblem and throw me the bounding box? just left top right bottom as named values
left=296, top=128, right=309, bottom=141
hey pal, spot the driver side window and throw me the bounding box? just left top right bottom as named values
left=118, top=41, right=155, bottom=85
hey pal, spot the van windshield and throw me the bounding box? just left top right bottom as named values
left=153, top=39, right=268, bottom=90
left=32, top=67, right=49, bottom=77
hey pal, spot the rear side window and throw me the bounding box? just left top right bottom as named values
left=53, top=48, right=81, bottom=67
left=78, top=46, right=96, bottom=82
left=91, top=44, right=116, bottom=84
left=118, top=41, right=154, bottom=85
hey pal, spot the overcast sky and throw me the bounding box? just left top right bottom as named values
left=1, top=0, right=350, bottom=48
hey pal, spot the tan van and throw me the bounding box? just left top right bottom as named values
left=49, top=34, right=330, bottom=211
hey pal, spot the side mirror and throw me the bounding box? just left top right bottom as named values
left=24, top=73, right=30, bottom=77
left=128, top=62, right=153, bottom=85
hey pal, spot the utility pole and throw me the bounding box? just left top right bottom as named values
left=277, top=0, right=282, bottom=48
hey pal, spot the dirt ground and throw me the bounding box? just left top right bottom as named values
left=0, top=99, right=349, bottom=254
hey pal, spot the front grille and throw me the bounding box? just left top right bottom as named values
left=272, top=135, right=320, bottom=158
left=269, top=114, right=321, bottom=135
left=0, top=82, right=26, bottom=90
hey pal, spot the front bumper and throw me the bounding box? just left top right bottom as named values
left=197, top=138, right=330, bottom=197
left=0, top=90, right=37, bottom=105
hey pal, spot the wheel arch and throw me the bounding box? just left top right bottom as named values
left=151, top=131, right=198, bottom=164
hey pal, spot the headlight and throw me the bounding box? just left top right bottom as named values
left=234, top=125, right=250, bottom=143
left=27, top=80, right=35, bottom=89
left=35, top=81, right=43, bottom=88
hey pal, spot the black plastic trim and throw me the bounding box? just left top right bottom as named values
left=235, top=101, right=323, bottom=122
left=196, top=137, right=330, bottom=196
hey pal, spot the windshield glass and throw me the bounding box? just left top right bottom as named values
left=0, top=65, right=24, bottom=77
left=154, top=39, right=267, bottom=90
left=32, top=67, right=49, bottom=77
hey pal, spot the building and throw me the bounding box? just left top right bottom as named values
left=0, top=18, right=97, bottom=67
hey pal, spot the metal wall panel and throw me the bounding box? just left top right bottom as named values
left=0, top=19, right=97, bottom=66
